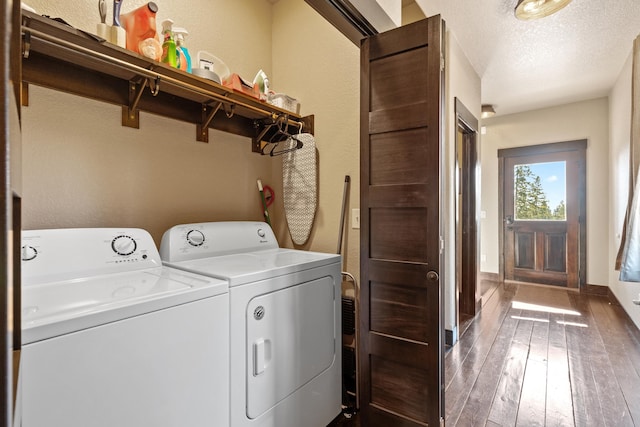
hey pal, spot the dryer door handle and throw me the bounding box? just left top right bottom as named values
left=253, top=338, right=271, bottom=376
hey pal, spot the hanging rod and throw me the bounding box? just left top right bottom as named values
left=21, top=24, right=303, bottom=129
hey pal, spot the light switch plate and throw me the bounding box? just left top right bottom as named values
left=352, top=209, right=360, bottom=229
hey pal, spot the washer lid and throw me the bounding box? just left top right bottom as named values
left=22, top=266, right=228, bottom=344
left=163, top=248, right=341, bottom=287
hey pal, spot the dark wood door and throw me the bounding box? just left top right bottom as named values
left=499, top=141, right=586, bottom=288
left=359, top=16, right=444, bottom=427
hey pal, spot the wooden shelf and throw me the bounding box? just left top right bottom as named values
left=20, top=11, right=313, bottom=149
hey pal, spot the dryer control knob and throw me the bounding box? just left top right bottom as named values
left=257, top=229, right=266, bottom=238
left=186, top=230, right=205, bottom=247
left=21, top=245, right=38, bottom=261
left=112, top=235, right=137, bottom=256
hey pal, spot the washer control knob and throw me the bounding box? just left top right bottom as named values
left=21, top=245, right=38, bottom=261
left=254, top=306, right=265, bottom=320
left=112, top=235, right=137, bottom=256
left=186, top=230, right=205, bottom=247
left=257, top=229, right=266, bottom=238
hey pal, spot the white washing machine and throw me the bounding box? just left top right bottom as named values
left=20, top=228, right=229, bottom=427
left=160, top=221, right=342, bottom=427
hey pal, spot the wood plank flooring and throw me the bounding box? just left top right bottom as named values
left=330, top=283, right=640, bottom=426
left=446, top=283, right=640, bottom=427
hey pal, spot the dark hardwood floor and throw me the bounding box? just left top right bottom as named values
left=330, top=282, right=640, bottom=426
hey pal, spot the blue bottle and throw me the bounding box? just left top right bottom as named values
left=174, top=27, right=192, bottom=73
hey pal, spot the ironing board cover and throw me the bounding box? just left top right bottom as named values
left=282, top=133, right=317, bottom=245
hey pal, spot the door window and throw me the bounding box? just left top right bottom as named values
left=514, top=161, right=566, bottom=221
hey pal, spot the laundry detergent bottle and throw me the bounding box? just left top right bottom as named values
left=160, top=19, right=177, bottom=68
left=120, top=2, right=158, bottom=55
left=174, top=27, right=192, bottom=73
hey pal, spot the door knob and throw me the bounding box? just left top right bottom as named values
left=427, top=270, right=439, bottom=281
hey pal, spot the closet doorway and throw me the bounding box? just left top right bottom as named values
left=455, top=99, right=480, bottom=327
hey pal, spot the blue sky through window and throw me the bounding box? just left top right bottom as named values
left=526, top=161, right=566, bottom=210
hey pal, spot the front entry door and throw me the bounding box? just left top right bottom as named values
left=359, top=16, right=444, bottom=427
left=499, top=141, right=586, bottom=288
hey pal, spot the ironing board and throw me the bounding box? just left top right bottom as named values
left=282, top=133, right=317, bottom=245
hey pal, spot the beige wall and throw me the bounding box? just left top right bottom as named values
left=443, top=31, right=481, bottom=333
left=32, top=1, right=273, bottom=80
left=402, top=2, right=426, bottom=25
left=22, top=0, right=358, bottom=266
left=609, top=50, right=640, bottom=329
left=480, top=98, right=611, bottom=286
left=270, top=0, right=360, bottom=278
left=22, top=0, right=482, bottom=332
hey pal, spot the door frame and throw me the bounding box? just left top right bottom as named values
left=454, top=98, right=480, bottom=322
left=498, top=140, right=587, bottom=288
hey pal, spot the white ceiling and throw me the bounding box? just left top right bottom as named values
left=414, top=0, right=640, bottom=116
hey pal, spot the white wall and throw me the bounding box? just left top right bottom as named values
left=443, top=31, right=481, bottom=334
left=609, top=50, right=640, bottom=329
left=480, top=98, right=610, bottom=287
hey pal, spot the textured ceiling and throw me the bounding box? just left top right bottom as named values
left=414, top=0, right=640, bottom=116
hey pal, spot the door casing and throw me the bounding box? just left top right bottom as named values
left=455, top=98, right=480, bottom=326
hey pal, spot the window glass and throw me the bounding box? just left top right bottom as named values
left=514, top=161, right=566, bottom=220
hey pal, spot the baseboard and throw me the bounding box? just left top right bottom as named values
left=479, top=272, right=499, bottom=282
left=607, top=287, right=623, bottom=306
left=445, top=327, right=458, bottom=346
left=605, top=287, right=640, bottom=341
left=583, top=283, right=609, bottom=296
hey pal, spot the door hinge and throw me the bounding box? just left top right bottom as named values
left=440, top=53, right=445, bottom=72
left=440, top=416, right=445, bottom=427
left=439, top=236, right=444, bottom=255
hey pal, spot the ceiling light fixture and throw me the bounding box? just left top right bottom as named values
left=515, top=0, right=572, bottom=21
left=481, top=104, right=496, bottom=119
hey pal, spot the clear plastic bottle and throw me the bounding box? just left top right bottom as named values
left=160, top=19, right=177, bottom=68
left=174, top=27, right=192, bottom=73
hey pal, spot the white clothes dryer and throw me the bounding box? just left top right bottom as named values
left=160, top=221, right=342, bottom=427
left=20, top=228, right=229, bottom=427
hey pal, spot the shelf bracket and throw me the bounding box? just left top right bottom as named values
left=252, top=113, right=279, bottom=153
left=122, top=79, right=148, bottom=129
left=196, top=102, right=223, bottom=143
left=21, top=82, right=29, bottom=107
left=22, top=31, right=31, bottom=59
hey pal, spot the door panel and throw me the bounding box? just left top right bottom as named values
left=370, top=356, right=429, bottom=421
left=370, top=129, right=430, bottom=185
left=370, top=208, right=429, bottom=262
left=360, top=16, right=444, bottom=427
left=370, top=48, right=429, bottom=110
left=545, top=232, right=567, bottom=272
left=499, top=141, right=586, bottom=288
left=370, top=281, right=429, bottom=342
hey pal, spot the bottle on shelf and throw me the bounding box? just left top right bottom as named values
left=160, top=19, right=177, bottom=68
left=120, top=2, right=158, bottom=55
left=174, top=27, right=192, bottom=73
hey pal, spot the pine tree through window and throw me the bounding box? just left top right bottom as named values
left=514, top=161, right=566, bottom=221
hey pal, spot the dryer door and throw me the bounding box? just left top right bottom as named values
left=246, top=276, right=335, bottom=419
